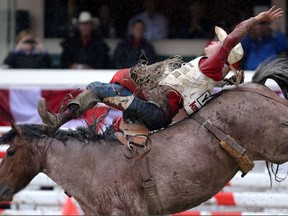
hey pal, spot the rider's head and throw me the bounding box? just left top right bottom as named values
left=204, top=41, right=221, bottom=57
left=209, top=26, right=244, bottom=65
left=204, top=27, right=244, bottom=64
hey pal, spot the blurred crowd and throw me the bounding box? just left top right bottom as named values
left=2, top=0, right=288, bottom=70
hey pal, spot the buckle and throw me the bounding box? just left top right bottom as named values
left=143, top=179, right=155, bottom=188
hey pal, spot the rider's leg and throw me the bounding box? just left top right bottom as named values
left=123, top=97, right=169, bottom=131
left=38, top=82, right=134, bottom=133
left=38, top=89, right=100, bottom=133
left=88, top=82, right=170, bottom=130
left=38, top=81, right=169, bottom=133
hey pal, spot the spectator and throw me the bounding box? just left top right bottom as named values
left=128, top=0, right=168, bottom=40
left=97, top=5, right=116, bottom=38
left=176, top=1, right=213, bottom=39
left=3, top=30, right=51, bottom=69
left=60, top=11, right=110, bottom=69
left=113, top=19, right=156, bottom=69
left=241, top=6, right=287, bottom=70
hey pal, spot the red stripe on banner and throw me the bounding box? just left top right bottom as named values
left=41, top=90, right=82, bottom=113
left=85, top=106, right=109, bottom=123
left=0, top=152, right=5, bottom=158
left=212, top=211, right=242, bottom=216
left=0, top=201, right=10, bottom=205
left=85, top=105, right=113, bottom=132
left=0, top=90, right=14, bottom=126
left=276, top=90, right=282, bottom=95
left=0, top=201, right=11, bottom=209
left=214, top=192, right=236, bottom=206
left=226, top=182, right=231, bottom=186
left=173, top=211, right=201, bottom=216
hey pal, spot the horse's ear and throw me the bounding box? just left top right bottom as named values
left=10, top=121, right=23, bottom=137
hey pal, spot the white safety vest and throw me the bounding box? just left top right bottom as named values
left=159, top=57, right=217, bottom=115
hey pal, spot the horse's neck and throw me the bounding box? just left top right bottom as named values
left=41, top=138, right=96, bottom=198
left=40, top=137, right=130, bottom=213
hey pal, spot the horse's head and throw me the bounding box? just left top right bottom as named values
left=0, top=122, right=43, bottom=201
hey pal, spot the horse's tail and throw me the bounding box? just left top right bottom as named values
left=252, top=57, right=288, bottom=184
left=251, top=57, right=288, bottom=99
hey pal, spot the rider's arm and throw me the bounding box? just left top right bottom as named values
left=200, top=6, right=283, bottom=81
left=199, top=18, right=259, bottom=81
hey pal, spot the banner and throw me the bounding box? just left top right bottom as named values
left=0, top=88, right=122, bottom=130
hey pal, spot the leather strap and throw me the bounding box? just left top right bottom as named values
left=114, top=125, right=163, bottom=214
left=114, top=132, right=128, bottom=146
left=192, top=114, right=247, bottom=156
left=135, top=156, right=163, bottom=215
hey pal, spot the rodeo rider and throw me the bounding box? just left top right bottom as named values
left=38, top=6, right=283, bottom=133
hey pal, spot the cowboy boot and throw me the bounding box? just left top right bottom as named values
left=38, top=89, right=100, bottom=133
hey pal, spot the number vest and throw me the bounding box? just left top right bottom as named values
left=159, top=57, right=217, bottom=115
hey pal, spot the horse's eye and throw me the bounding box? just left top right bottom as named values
left=7, top=151, right=15, bottom=157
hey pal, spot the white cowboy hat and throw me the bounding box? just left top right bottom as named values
left=78, top=11, right=93, bottom=23
left=215, top=26, right=244, bottom=65
left=74, top=11, right=100, bottom=27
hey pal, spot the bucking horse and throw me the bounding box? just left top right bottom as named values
left=0, top=58, right=288, bottom=215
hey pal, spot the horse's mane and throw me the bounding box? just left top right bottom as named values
left=53, top=125, right=114, bottom=144
left=251, top=57, right=288, bottom=185
left=0, top=123, right=114, bottom=145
